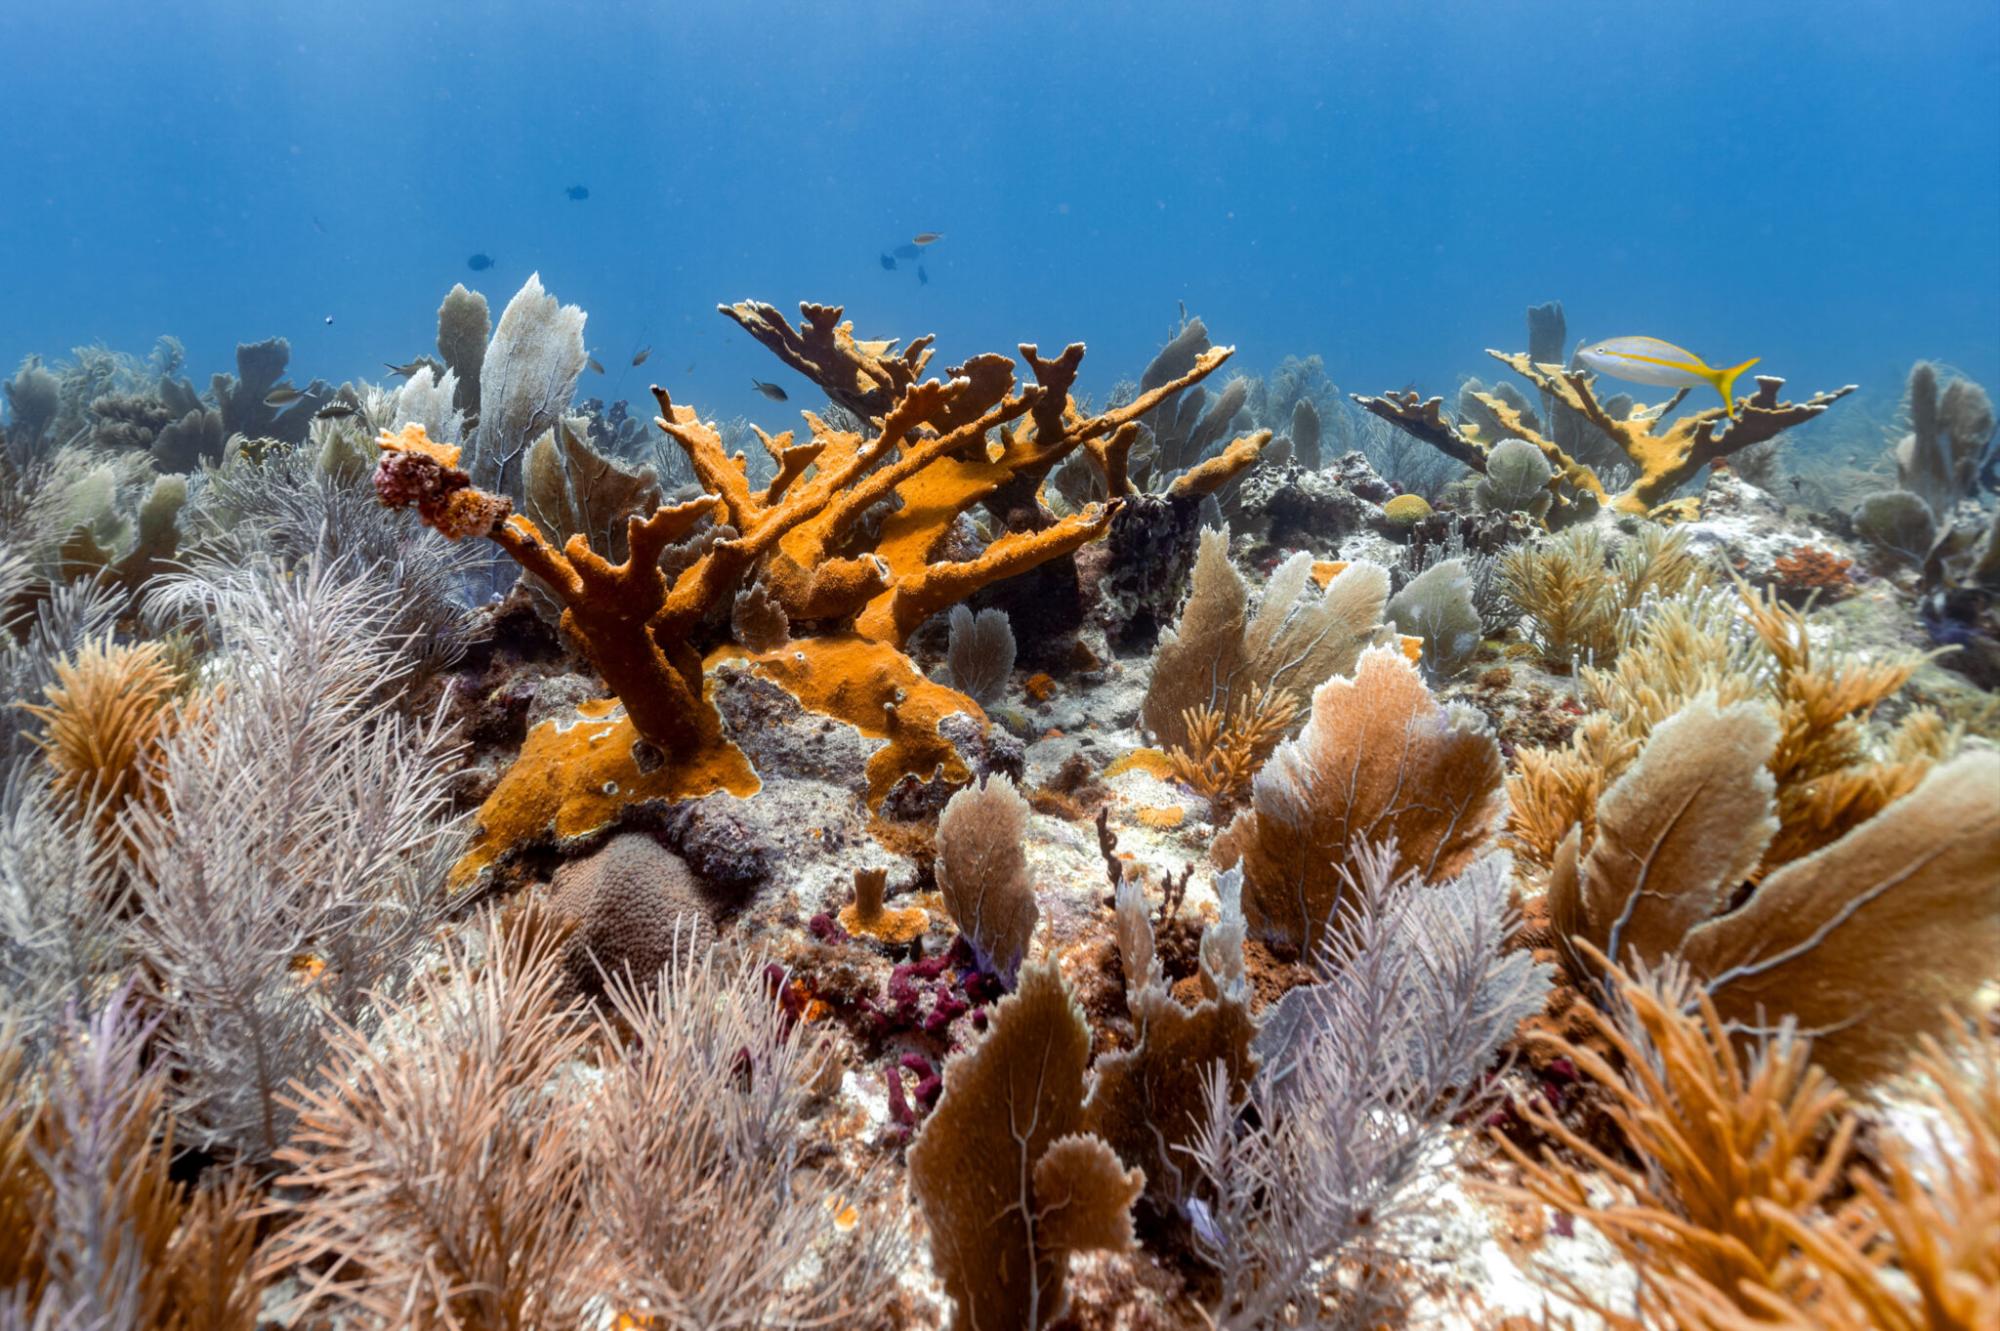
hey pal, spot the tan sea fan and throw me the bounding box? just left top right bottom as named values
left=1214, top=646, right=1505, bottom=956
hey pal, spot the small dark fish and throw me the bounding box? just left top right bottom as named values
left=263, top=385, right=311, bottom=408
left=384, top=360, right=425, bottom=378
left=918, top=265, right=929, bottom=286
left=466, top=253, right=495, bottom=271
left=892, top=242, right=921, bottom=260
left=684, top=362, right=695, bottom=373
left=878, top=253, right=897, bottom=271
left=632, top=345, right=653, bottom=367
left=588, top=356, right=606, bottom=375
left=323, top=315, right=334, bottom=325
left=314, top=402, right=358, bottom=420
left=751, top=379, right=789, bottom=402
left=565, top=184, right=590, bottom=201
left=311, top=216, right=326, bottom=234
left=912, top=232, right=943, bottom=245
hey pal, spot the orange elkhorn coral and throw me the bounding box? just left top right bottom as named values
left=375, top=303, right=1250, bottom=772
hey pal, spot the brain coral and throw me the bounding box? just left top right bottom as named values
left=548, top=832, right=715, bottom=997
left=1382, top=493, right=1433, bottom=528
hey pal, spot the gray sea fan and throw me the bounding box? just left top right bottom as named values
left=172, top=448, right=487, bottom=673
left=0, top=767, right=127, bottom=1061
left=471, top=272, right=588, bottom=497
left=389, top=364, right=465, bottom=446
left=3, top=359, right=62, bottom=466
left=1189, top=842, right=1549, bottom=1327
left=0, top=557, right=120, bottom=768
left=945, top=604, right=1015, bottom=705
left=1850, top=488, right=1938, bottom=566
left=123, top=557, right=465, bottom=1162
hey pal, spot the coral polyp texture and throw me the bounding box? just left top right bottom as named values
left=3, top=283, right=1997, bottom=1331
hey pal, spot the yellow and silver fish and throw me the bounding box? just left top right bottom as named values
left=1574, top=336, right=1761, bottom=414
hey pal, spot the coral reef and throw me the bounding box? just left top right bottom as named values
left=2, top=288, right=1995, bottom=1331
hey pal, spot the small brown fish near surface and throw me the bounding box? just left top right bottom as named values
left=632, top=344, right=653, bottom=367
left=912, top=232, right=944, bottom=245
left=263, top=385, right=312, bottom=408
left=751, top=379, right=788, bottom=402
left=588, top=356, right=606, bottom=374
left=383, top=360, right=425, bottom=378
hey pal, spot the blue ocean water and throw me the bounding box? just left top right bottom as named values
left=3, top=0, right=1995, bottom=427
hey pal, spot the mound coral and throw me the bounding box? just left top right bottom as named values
left=546, top=832, right=715, bottom=999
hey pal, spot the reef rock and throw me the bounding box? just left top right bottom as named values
left=1233, top=452, right=1392, bottom=557
left=1675, top=469, right=1860, bottom=583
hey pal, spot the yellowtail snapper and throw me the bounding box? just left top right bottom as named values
left=1575, top=336, right=1761, bottom=414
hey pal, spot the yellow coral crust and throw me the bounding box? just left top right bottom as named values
left=377, top=423, right=461, bottom=468
left=448, top=699, right=757, bottom=892
left=721, top=635, right=987, bottom=808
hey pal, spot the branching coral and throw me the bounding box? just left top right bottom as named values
left=377, top=303, right=1233, bottom=793
left=1357, top=350, right=1854, bottom=517
left=1214, top=647, right=1505, bottom=956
